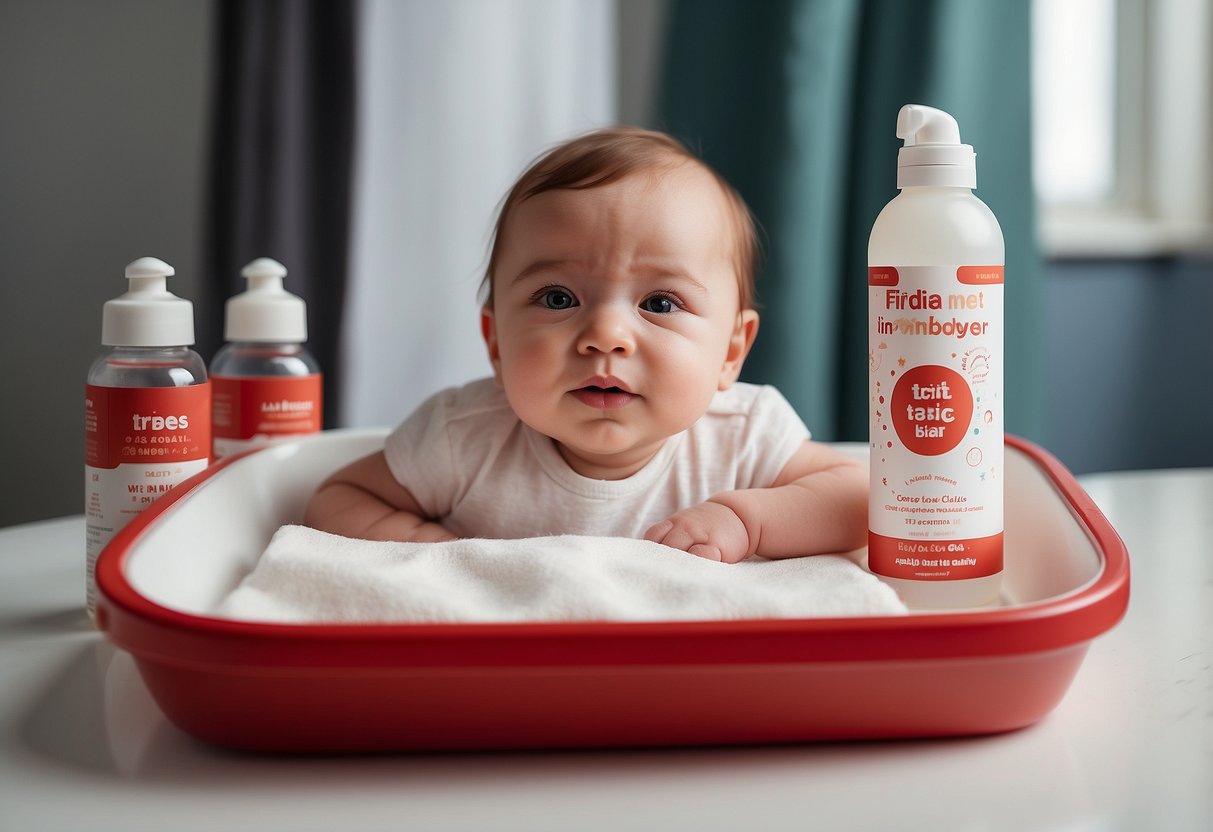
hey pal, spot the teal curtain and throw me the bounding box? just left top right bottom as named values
left=659, top=0, right=1044, bottom=442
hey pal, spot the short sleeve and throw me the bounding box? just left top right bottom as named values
left=382, top=387, right=461, bottom=519
left=737, top=385, right=812, bottom=489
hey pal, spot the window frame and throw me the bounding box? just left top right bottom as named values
left=1035, top=0, right=1213, bottom=258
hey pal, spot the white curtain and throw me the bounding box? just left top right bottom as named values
left=341, top=0, right=616, bottom=428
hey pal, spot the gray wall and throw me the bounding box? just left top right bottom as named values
left=0, top=0, right=214, bottom=527
left=1043, top=257, right=1213, bottom=475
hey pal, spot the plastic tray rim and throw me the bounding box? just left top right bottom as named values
left=95, top=434, right=1130, bottom=669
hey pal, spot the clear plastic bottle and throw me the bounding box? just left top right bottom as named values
left=85, top=258, right=211, bottom=621
left=210, top=258, right=322, bottom=458
left=867, top=105, right=1005, bottom=609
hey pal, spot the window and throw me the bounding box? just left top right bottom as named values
left=1032, top=0, right=1213, bottom=256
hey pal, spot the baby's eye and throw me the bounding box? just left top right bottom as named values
left=537, top=287, right=578, bottom=310
left=639, top=293, right=679, bottom=314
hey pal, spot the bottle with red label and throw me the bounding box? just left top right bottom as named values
left=867, top=105, right=1005, bottom=609
left=210, top=258, right=322, bottom=459
left=85, top=257, right=211, bottom=621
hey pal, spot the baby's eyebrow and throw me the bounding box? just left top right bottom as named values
left=635, top=264, right=709, bottom=293
left=509, top=258, right=710, bottom=294
left=511, top=259, right=578, bottom=285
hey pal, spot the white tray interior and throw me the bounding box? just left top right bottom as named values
left=120, top=430, right=1103, bottom=618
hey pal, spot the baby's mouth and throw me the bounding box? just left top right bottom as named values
left=570, top=380, right=636, bottom=410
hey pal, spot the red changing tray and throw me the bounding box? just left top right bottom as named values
left=95, top=430, right=1129, bottom=752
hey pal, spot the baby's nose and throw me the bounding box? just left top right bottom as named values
left=576, top=304, right=636, bottom=355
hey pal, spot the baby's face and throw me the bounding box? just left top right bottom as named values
left=483, top=164, right=757, bottom=479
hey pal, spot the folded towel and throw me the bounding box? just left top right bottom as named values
left=216, top=525, right=907, bottom=623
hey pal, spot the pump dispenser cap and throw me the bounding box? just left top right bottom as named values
left=224, top=257, right=307, bottom=343
left=896, top=104, right=977, bottom=189
left=101, top=257, right=195, bottom=347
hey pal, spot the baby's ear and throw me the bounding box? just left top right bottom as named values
left=480, top=308, right=503, bottom=384
left=718, top=309, right=759, bottom=390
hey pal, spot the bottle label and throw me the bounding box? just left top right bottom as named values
left=85, top=384, right=212, bottom=614
left=868, top=266, right=1003, bottom=581
left=211, top=374, right=322, bottom=457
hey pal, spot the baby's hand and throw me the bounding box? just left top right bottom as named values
left=643, top=501, right=751, bottom=563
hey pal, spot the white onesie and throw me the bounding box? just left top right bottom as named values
left=383, top=378, right=810, bottom=539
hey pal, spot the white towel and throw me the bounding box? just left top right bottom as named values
left=217, top=525, right=907, bottom=623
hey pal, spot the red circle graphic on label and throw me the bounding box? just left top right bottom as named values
left=891, top=365, right=973, bottom=456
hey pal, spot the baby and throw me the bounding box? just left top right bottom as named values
left=305, top=127, right=867, bottom=563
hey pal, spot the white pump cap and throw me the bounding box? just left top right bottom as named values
left=224, top=257, right=307, bottom=342
left=101, top=257, right=195, bottom=347
left=896, top=104, right=977, bottom=189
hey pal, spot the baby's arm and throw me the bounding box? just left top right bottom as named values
left=644, top=441, right=867, bottom=563
left=304, top=451, right=457, bottom=543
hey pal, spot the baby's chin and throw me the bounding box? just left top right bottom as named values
left=551, top=436, right=668, bottom=480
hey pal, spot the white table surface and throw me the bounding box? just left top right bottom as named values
left=1, top=469, right=1210, bottom=832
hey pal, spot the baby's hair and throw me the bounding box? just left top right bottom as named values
left=481, top=126, right=759, bottom=310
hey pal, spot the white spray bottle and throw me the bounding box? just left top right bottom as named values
left=867, top=105, right=1005, bottom=609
